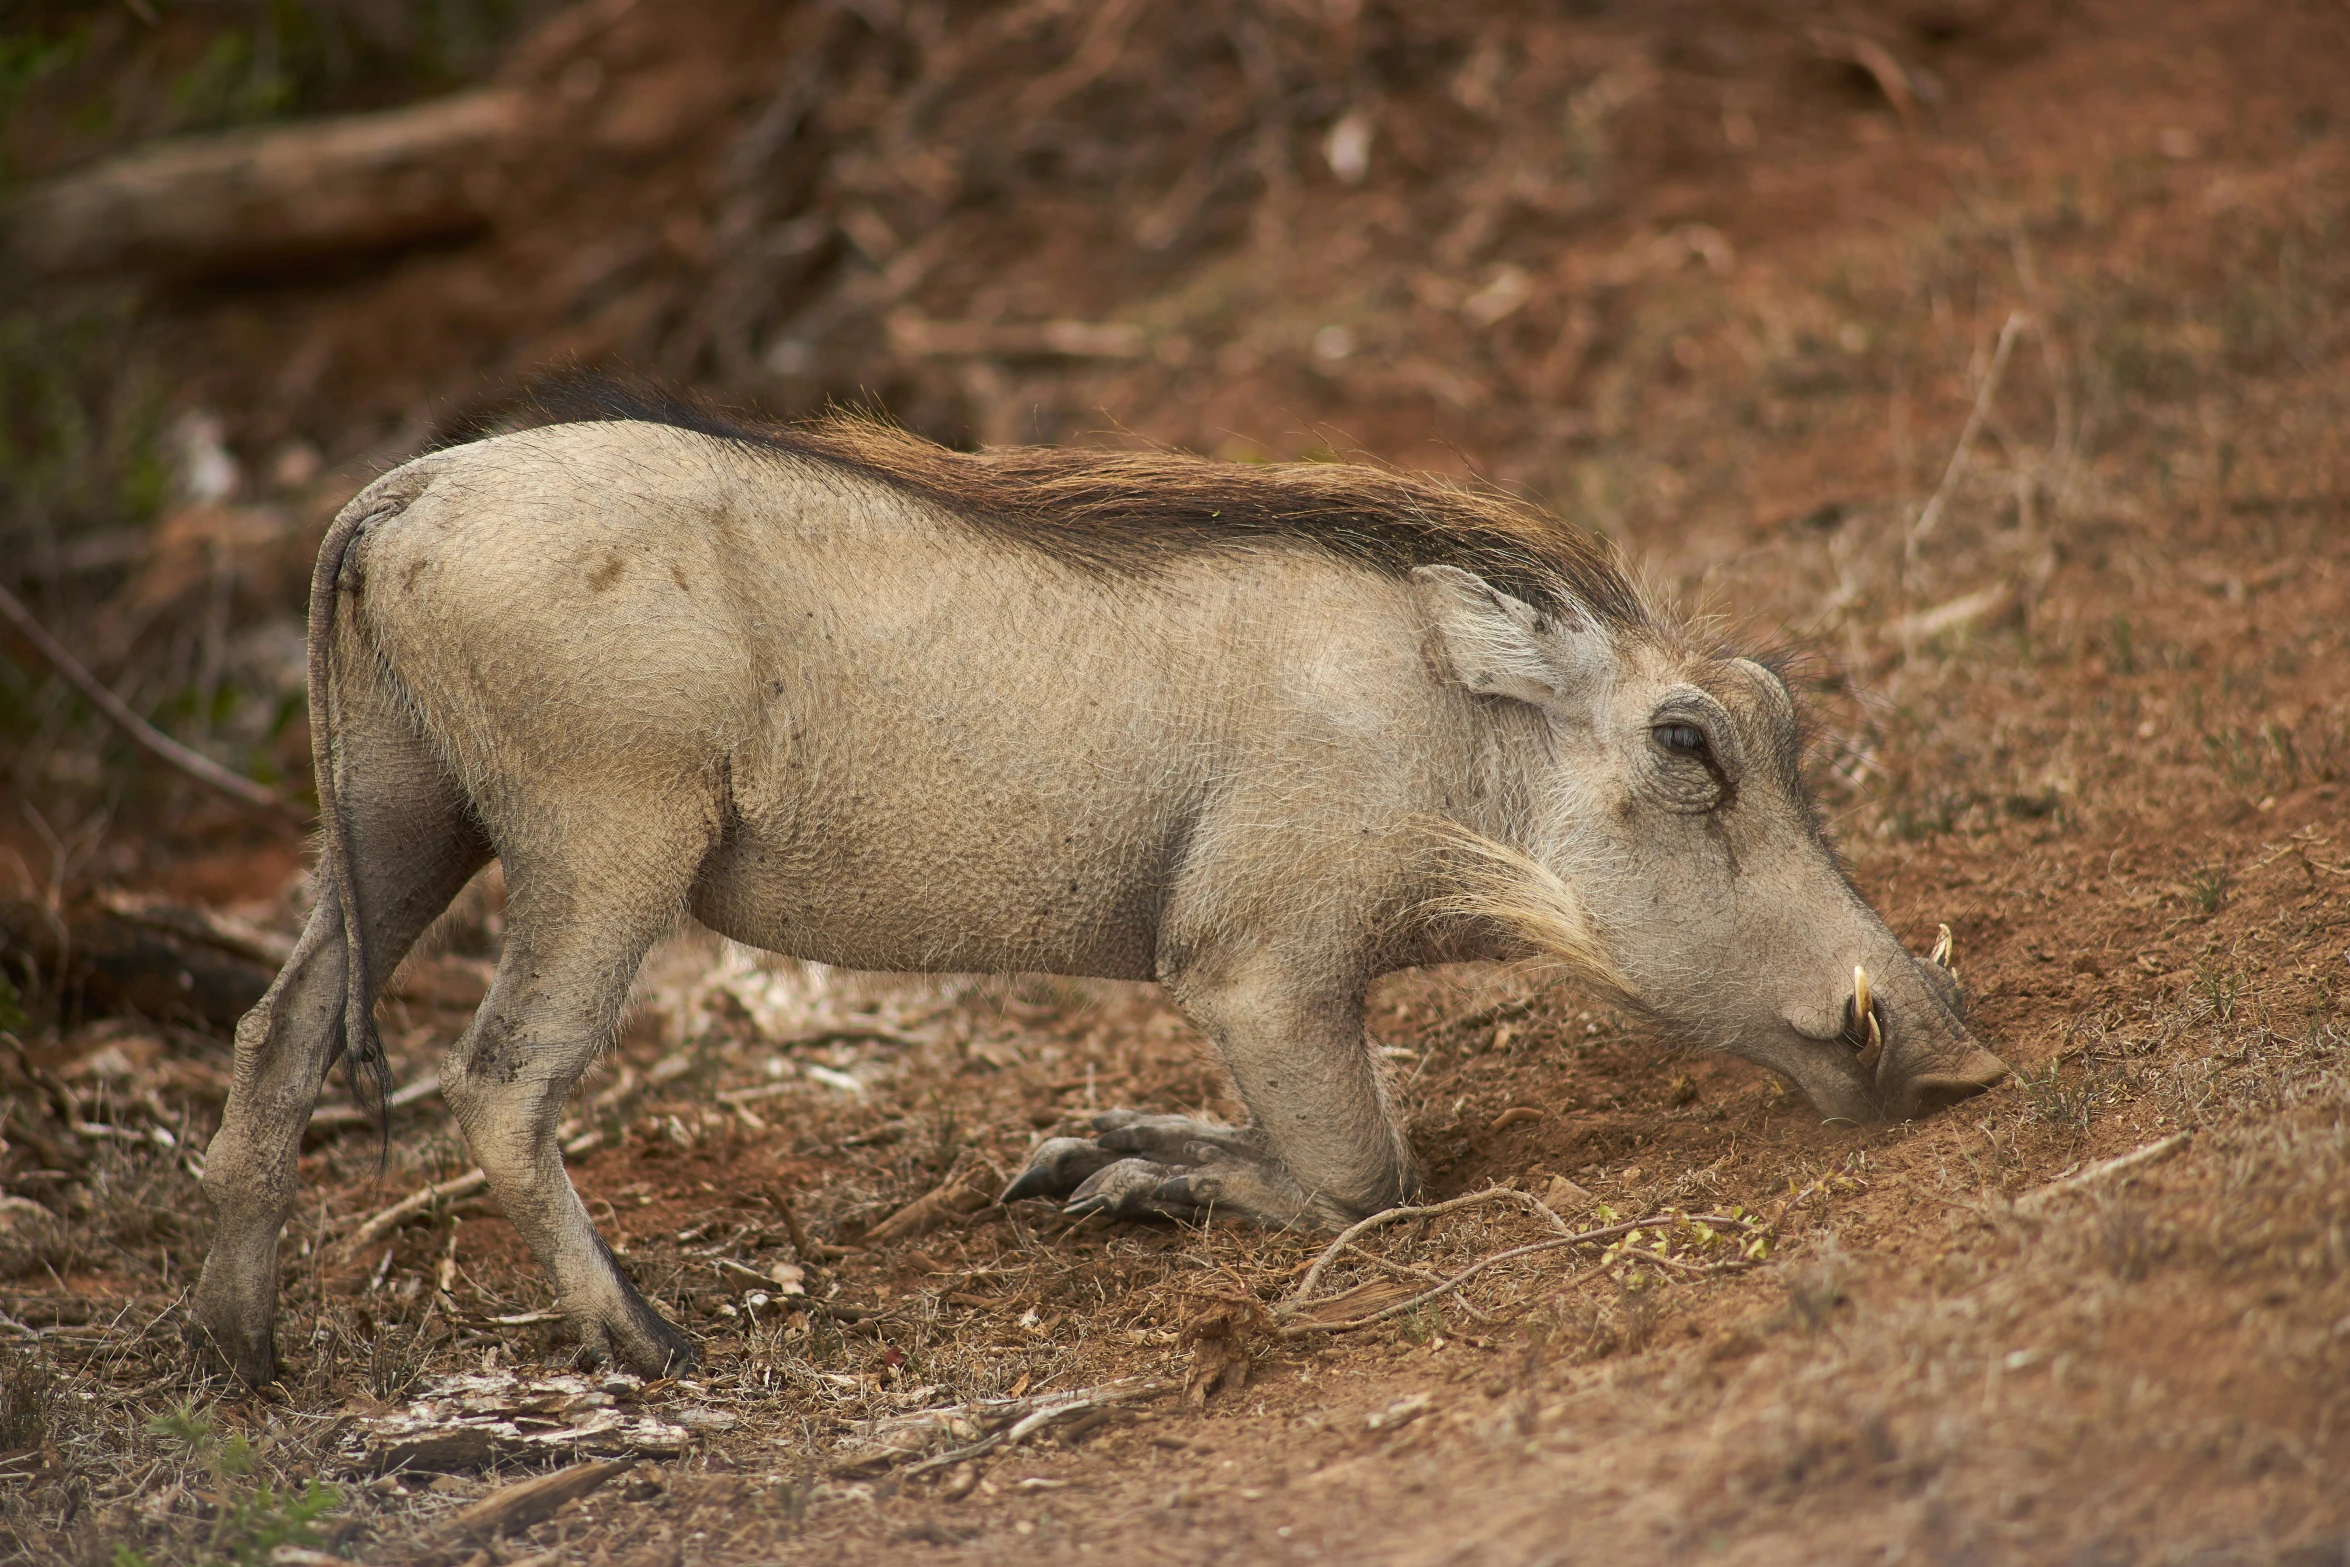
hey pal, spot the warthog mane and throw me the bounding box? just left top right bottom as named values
left=509, top=375, right=1657, bottom=632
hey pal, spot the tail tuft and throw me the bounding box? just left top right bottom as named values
left=340, top=1010, right=395, bottom=1169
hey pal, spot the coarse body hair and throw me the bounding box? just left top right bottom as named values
left=192, top=392, right=2002, bottom=1387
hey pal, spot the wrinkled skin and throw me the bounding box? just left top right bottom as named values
left=1498, top=622, right=2000, bottom=1126
left=190, top=422, right=2004, bottom=1385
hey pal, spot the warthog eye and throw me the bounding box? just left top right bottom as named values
left=1644, top=689, right=1740, bottom=810
left=1653, top=722, right=1708, bottom=757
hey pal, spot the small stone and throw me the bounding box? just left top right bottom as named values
left=1542, top=1175, right=1594, bottom=1213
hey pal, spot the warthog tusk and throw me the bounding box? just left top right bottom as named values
left=1851, top=964, right=1884, bottom=1074
left=1929, top=923, right=1956, bottom=969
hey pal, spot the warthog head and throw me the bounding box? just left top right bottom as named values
left=1417, top=564, right=2008, bottom=1123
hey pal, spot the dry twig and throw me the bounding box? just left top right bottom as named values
left=1276, top=1187, right=1766, bottom=1336
left=863, top=1158, right=1000, bottom=1246
left=1907, top=309, right=2030, bottom=567
left=2016, top=1132, right=2191, bottom=1214
left=772, top=1194, right=847, bottom=1263
left=0, top=580, right=308, bottom=825
left=839, top=1376, right=1178, bottom=1478
left=342, top=1128, right=601, bottom=1253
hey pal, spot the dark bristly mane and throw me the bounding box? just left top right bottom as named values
left=517, top=377, right=1651, bottom=629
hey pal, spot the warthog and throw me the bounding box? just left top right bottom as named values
left=191, top=389, right=2006, bottom=1382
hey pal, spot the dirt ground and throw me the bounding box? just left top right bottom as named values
left=2, top=2, right=2348, bottom=1563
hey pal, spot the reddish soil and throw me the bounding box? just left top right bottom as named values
left=1, top=2, right=2347, bottom=1564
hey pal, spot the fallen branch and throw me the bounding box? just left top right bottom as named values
left=2016, top=1132, right=2191, bottom=1214
left=4, top=88, right=536, bottom=278
left=93, top=889, right=296, bottom=967
left=0, top=892, right=276, bottom=1031
left=350, top=1373, right=683, bottom=1475
left=0, top=580, right=307, bottom=826
left=437, top=1459, right=629, bottom=1544
left=342, top=1127, right=601, bottom=1252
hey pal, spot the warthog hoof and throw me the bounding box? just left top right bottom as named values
left=1002, top=1110, right=1316, bottom=1227
left=185, top=1309, right=279, bottom=1388
left=578, top=1310, right=699, bottom=1380
left=574, top=1239, right=701, bottom=1378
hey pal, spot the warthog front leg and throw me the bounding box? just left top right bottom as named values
left=441, top=820, right=705, bottom=1377
left=1004, top=1110, right=1317, bottom=1220
left=1004, top=952, right=1417, bottom=1230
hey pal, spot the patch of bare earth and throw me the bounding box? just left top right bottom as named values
left=2, top=1, right=2347, bottom=1564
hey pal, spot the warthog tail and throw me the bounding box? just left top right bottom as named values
left=306, top=496, right=398, bottom=1165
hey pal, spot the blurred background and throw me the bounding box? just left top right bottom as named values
left=1, top=0, right=2343, bottom=885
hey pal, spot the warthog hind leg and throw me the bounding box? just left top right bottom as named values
left=191, top=702, right=489, bottom=1385
left=442, top=808, right=709, bottom=1378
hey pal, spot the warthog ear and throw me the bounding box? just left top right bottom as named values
left=1412, top=564, right=1604, bottom=708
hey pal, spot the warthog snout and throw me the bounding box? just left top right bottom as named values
left=1809, top=930, right=2007, bottom=1123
